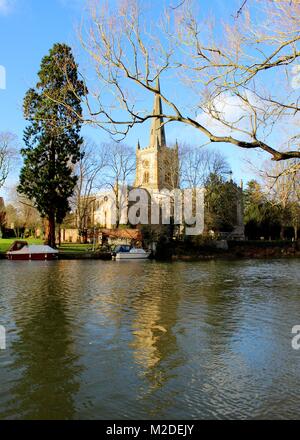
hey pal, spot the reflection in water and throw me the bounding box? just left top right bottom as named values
left=1, top=263, right=83, bottom=419
left=129, top=265, right=184, bottom=417
left=1, top=259, right=300, bottom=419
left=130, top=265, right=181, bottom=372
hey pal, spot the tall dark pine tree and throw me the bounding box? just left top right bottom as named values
left=18, top=43, right=86, bottom=248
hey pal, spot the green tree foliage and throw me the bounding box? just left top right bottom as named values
left=205, top=174, right=238, bottom=233
left=18, top=43, right=86, bottom=247
left=244, top=180, right=281, bottom=240
left=244, top=179, right=300, bottom=240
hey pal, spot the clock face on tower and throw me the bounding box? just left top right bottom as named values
left=142, top=160, right=150, bottom=168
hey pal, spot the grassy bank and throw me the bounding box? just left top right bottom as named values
left=58, top=243, right=94, bottom=253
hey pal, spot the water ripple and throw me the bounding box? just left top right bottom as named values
left=0, top=259, right=300, bottom=419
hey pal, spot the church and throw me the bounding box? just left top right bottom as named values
left=91, top=80, right=244, bottom=240
left=94, top=79, right=180, bottom=230
left=134, top=79, right=179, bottom=192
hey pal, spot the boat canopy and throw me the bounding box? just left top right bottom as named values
left=129, top=248, right=147, bottom=254
left=7, top=245, right=58, bottom=255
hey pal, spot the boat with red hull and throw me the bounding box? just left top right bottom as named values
left=6, top=241, right=59, bottom=261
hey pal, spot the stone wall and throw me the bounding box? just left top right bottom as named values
left=60, top=228, right=80, bottom=243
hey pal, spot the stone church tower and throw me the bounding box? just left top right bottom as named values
left=134, top=79, right=179, bottom=191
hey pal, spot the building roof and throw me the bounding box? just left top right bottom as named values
left=100, top=228, right=142, bottom=240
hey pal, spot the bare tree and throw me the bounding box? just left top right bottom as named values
left=181, top=145, right=231, bottom=188
left=264, top=160, right=300, bottom=239
left=68, top=0, right=300, bottom=166
left=72, top=139, right=107, bottom=240
left=6, top=186, right=42, bottom=237
left=103, top=142, right=136, bottom=227
left=0, top=132, right=18, bottom=189
left=0, top=197, right=5, bottom=236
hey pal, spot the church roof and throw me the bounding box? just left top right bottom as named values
left=149, top=77, right=166, bottom=149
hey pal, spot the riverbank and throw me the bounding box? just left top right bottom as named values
left=1, top=239, right=299, bottom=261
left=0, top=252, right=111, bottom=260
left=0, top=239, right=103, bottom=259
left=170, top=240, right=300, bottom=261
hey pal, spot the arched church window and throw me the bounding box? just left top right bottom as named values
left=143, top=171, right=150, bottom=184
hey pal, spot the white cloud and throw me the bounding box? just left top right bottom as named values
left=197, top=92, right=265, bottom=142
left=199, top=90, right=300, bottom=150
left=291, top=65, right=300, bottom=90
left=0, top=0, right=15, bottom=15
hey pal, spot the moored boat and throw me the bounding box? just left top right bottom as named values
left=112, top=245, right=151, bottom=260
left=6, top=241, right=59, bottom=261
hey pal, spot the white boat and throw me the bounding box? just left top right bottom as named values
left=113, top=245, right=151, bottom=260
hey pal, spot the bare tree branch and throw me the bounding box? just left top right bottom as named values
left=43, top=0, right=300, bottom=165
left=0, top=132, right=18, bottom=189
left=234, top=0, right=248, bottom=19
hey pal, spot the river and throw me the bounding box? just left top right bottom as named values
left=0, top=259, right=300, bottom=419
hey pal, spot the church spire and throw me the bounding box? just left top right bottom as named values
left=149, top=77, right=166, bottom=149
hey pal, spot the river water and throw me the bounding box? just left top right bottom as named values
left=0, top=259, right=300, bottom=420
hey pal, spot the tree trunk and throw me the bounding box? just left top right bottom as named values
left=115, top=186, right=120, bottom=228
left=280, top=225, right=285, bottom=240
left=58, top=224, right=61, bottom=247
left=47, top=213, right=56, bottom=248
left=83, top=229, right=88, bottom=244
left=294, top=225, right=298, bottom=241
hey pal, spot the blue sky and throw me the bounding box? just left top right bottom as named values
left=0, top=0, right=270, bottom=200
